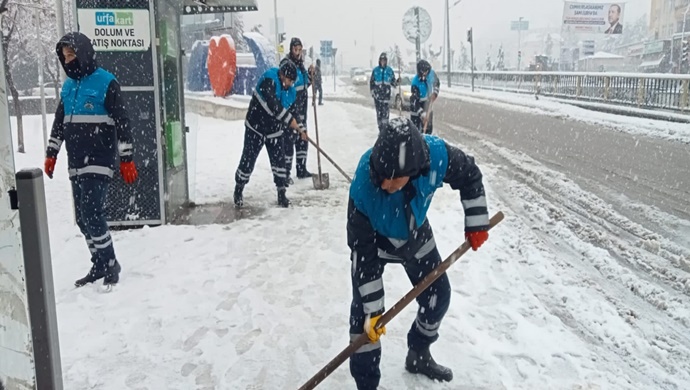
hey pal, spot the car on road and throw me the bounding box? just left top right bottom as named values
left=389, top=74, right=415, bottom=111
left=351, top=69, right=368, bottom=85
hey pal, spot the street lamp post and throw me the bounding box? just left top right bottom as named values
left=35, top=9, right=47, bottom=151
left=444, top=0, right=462, bottom=87
left=517, top=16, right=524, bottom=70
left=682, top=3, right=690, bottom=73
left=55, top=0, right=65, bottom=82
left=273, top=0, right=279, bottom=59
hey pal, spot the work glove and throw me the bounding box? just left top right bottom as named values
left=465, top=230, right=489, bottom=251
left=364, top=314, right=386, bottom=343
left=120, top=161, right=138, bottom=184
left=44, top=157, right=56, bottom=179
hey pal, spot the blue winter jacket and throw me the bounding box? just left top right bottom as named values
left=246, top=67, right=298, bottom=138
left=410, top=70, right=440, bottom=117
left=46, top=32, right=133, bottom=180
left=369, top=65, right=397, bottom=101
left=347, top=134, right=489, bottom=317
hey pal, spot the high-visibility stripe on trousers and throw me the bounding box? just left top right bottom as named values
left=71, top=176, right=117, bottom=270
left=235, top=125, right=287, bottom=189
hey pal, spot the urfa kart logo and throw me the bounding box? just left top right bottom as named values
left=95, top=11, right=134, bottom=26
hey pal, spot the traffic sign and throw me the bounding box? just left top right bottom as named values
left=510, top=20, right=529, bottom=31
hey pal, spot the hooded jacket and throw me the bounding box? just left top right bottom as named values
left=347, top=118, right=489, bottom=316
left=369, top=57, right=397, bottom=102
left=46, top=32, right=133, bottom=180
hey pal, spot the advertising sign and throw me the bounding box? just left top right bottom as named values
left=77, top=8, right=151, bottom=51
left=562, top=2, right=625, bottom=34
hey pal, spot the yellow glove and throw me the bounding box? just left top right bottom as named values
left=365, top=314, right=386, bottom=343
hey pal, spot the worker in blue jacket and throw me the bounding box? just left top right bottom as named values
left=346, top=117, right=490, bottom=389
left=369, top=52, right=399, bottom=130
left=410, top=60, right=440, bottom=134
left=44, top=32, right=138, bottom=288
left=234, top=60, right=307, bottom=208
left=280, top=38, right=314, bottom=183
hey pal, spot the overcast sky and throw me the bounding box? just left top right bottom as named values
left=241, top=0, right=652, bottom=68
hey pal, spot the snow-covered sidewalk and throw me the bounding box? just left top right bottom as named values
left=443, top=86, right=690, bottom=145
left=10, top=100, right=690, bottom=389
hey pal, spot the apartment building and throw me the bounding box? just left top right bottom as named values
left=650, top=0, right=690, bottom=39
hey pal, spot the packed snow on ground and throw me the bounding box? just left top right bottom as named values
left=8, top=102, right=690, bottom=389
left=443, top=86, right=690, bottom=145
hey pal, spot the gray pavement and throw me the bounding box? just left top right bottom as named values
left=345, top=85, right=690, bottom=223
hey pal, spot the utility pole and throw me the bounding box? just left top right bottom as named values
left=55, top=0, right=65, bottom=82
left=273, top=0, right=279, bottom=59
left=445, top=0, right=451, bottom=87
left=517, top=16, right=524, bottom=70
left=682, top=3, right=690, bottom=73
left=468, top=27, right=474, bottom=92
left=36, top=9, right=47, bottom=151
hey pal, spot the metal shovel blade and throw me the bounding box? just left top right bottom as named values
left=312, top=172, right=330, bottom=190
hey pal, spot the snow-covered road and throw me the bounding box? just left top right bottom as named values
left=10, top=95, right=690, bottom=389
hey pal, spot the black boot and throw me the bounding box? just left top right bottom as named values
left=75, top=264, right=106, bottom=287
left=405, top=347, right=453, bottom=382
left=296, top=169, right=313, bottom=179
left=277, top=188, right=291, bottom=208
left=103, top=260, right=121, bottom=286
left=234, top=185, right=244, bottom=208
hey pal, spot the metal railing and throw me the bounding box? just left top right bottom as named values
left=438, top=71, right=690, bottom=113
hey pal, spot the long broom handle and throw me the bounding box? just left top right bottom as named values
left=422, top=98, right=434, bottom=134
left=297, top=211, right=505, bottom=390
left=310, top=70, right=325, bottom=187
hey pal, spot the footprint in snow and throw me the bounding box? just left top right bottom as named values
left=183, top=326, right=210, bottom=352
left=124, top=372, right=147, bottom=388
left=235, top=328, right=262, bottom=355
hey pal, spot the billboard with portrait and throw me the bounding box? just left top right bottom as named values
left=562, top=2, right=625, bottom=34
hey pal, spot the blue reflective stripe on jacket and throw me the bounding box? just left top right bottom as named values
left=255, top=67, right=296, bottom=109
left=349, top=135, right=449, bottom=240
left=61, top=68, right=114, bottom=120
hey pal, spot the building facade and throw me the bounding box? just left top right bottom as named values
left=651, top=0, right=690, bottom=39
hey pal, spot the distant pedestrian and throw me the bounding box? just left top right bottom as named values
left=369, top=52, right=398, bottom=130
left=280, top=38, right=314, bottom=182
left=314, top=59, right=323, bottom=105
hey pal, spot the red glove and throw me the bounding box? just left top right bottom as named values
left=120, top=161, right=138, bottom=184
left=465, top=230, right=489, bottom=251
left=44, top=157, right=56, bottom=179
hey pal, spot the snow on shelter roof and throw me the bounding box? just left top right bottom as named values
left=182, top=0, right=257, bottom=15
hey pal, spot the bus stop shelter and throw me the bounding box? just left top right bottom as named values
left=0, top=0, right=257, bottom=388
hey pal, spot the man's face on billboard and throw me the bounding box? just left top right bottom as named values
left=608, top=5, right=620, bottom=24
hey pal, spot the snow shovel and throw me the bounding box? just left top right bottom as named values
left=296, top=130, right=352, bottom=184
left=297, top=211, right=505, bottom=390
left=309, top=75, right=330, bottom=190
left=422, top=98, right=435, bottom=134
